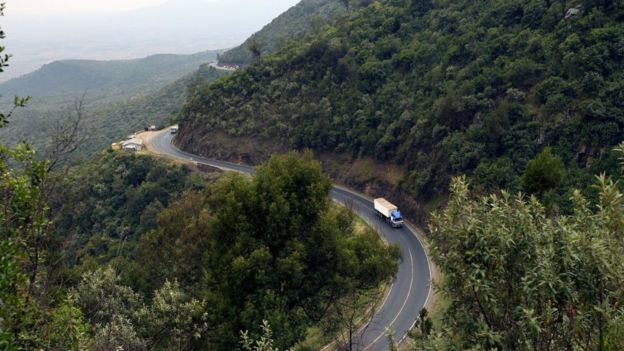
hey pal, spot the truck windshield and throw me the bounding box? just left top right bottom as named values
left=393, top=217, right=403, bottom=222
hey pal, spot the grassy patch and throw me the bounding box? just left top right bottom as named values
left=297, top=283, right=389, bottom=351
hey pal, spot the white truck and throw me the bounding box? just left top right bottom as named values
left=374, top=198, right=404, bottom=228
left=170, top=126, right=179, bottom=134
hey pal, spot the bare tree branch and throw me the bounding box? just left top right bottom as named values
left=46, top=94, right=88, bottom=172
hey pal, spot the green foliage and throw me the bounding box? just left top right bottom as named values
left=180, top=0, right=624, bottom=210
left=75, top=268, right=146, bottom=351
left=522, top=147, right=564, bottom=194
left=40, top=299, right=93, bottom=351
left=423, top=175, right=624, bottom=350
left=74, top=268, right=208, bottom=351
left=1, top=4, right=223, bottom=349
left=0, top=142, right=45, bottom=350
left=46, top=151, right=208, bottom=292
left=386, top=328, right=398, bottom=351
left=75, top=268, right=144, bottom=327
left=0, top=96, right=30, bottom=128
left=135, top=191, right=213, bottom=293
left=240, top=320, right=292, bottom=351
left=179, top=152, right=398, bottom=350
left=0, top=104, right=49, bottom=351
left=0, top=6, right=95, bottom=349
left=615, top=142, right=624, bottom=172
left=606, top=311, right=624, bottom=351
left=137, top=280, right=208, bottom=350
left=92, top=314, right=146, bottom=351
left=414, top=308, right=432, bottom=338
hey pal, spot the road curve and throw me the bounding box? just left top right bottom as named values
left=147, top=130, right=432, bottom=351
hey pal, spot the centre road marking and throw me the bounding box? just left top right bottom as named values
left=324, top=198, right=398, bottom=350
left=363, top=238, right=415, bottom=350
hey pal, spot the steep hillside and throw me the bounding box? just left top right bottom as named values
left=0, top=50, right=221, bottom=100
left=179, top=0, right=624, bottom=216
left=217, top=0, right=346, bottom=65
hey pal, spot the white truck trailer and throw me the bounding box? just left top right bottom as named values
left=374, top=198, right=404, bottom=228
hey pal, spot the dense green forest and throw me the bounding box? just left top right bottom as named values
left=180, top=0, right=624, bottom=216
left=1, top=147, right=214, bottom=349
left=46, top=152, right=210, bottom=290
left=1, top=136, right=398, bottom=350
left=218, top=0, right=346, bottom=65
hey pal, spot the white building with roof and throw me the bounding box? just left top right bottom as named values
left=122, top=138, right=144, bottom=152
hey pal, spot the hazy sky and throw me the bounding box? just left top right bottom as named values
left=2, top=0, right=301, bottom=80
left=9, top=0, right=166, bottom=16
left=8, top=0, right=297, bottom=16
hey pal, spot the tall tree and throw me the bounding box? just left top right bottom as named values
left=0, top=5, right=92, bottom=349
left=0, top=3, right=44, bottom=347
left=201, top=151, right=398, bottom=350
left=522, top=147, right=564, bottom=195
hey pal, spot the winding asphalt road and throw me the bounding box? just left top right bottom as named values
left=147, top=130, right=432, bottom=351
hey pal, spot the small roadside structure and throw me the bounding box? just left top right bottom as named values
left=122, top=138, right=144, bottom=152
left=148, top=125, right=157, bottom=131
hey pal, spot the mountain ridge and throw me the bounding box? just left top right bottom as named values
left=0, top=50, right=222, bottom=100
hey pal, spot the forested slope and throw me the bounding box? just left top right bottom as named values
left=0, top=50, right=221, bottom=100
left=179, top=0, right=624, bottom=212
left=217, top=0, right=346, bottom=65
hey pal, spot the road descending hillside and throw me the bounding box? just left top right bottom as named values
left=146, top=129, right=432, bottom=350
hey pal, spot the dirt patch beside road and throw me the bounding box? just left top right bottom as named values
left=134, top=130, right=160, bottom=145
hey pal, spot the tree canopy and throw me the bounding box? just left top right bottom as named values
left=198, top=152, right=399, bottom=349
left=419, top=161, right=624, bottom=350
left=522, top=146, right=564, bottom=195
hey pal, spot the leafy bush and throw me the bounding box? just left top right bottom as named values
left=423, top=173, right=624, bottom=350
left=522, top=147, right=564, bottom=195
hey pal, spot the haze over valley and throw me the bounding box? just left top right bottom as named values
left=2, top=0, right=299, bottom=81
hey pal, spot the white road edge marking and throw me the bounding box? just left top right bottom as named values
left=318, top=198, right=399, bottom=351
left=331, top=186, right=433, bottom=349
left=364, top=239, right=415, bottom=350
left=399, top=222, right=434, bottom=344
